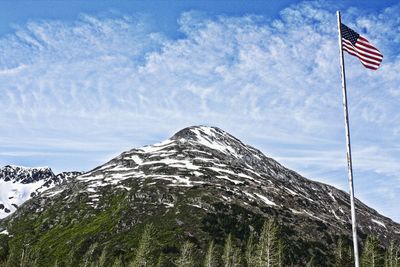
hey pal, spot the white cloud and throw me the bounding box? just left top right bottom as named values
left=0, top=2, right=399, bottom=221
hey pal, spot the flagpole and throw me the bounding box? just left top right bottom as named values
left=336, top=11, right=360, bottom=267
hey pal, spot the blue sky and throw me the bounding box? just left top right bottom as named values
left=0, top=1, right=399, bottom=222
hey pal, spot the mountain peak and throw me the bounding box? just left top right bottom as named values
left=171, top=125, right=227, bottom=140
left=169, top=125, right=263, bottom=160
left=1, top=126, right=400, bottom=265
left=76, top=126, right=400, bottom=238
left=171, top=125, right=245, bottom=146
left=3, top=165, right=52, bottom=172
left=0, top=165, right=54, bottom=184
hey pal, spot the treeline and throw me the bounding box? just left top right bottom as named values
left=335, top=235, right=400, bottom=267
left=114, top=221, right=400, bottom=267
left=121, top=219, right=285, bottom=267
left=1, top=219, right=400, bottom=266
left=123, top=221, right=400, bottom=267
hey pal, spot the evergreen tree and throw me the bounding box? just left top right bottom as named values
left=277, top=239, right=285, bottom=267
left=204, top=240, right=218, bottom=267
left=130, top=223, right=157, bottom=267
left=305, top=256, right=315, bottom=267
left=156, top=253, right=166, bottom=267
left=245, top=232, right=255, bottom=267
left=254, top=219, right=283, bottom=267
left=82, top=242, right=98, bottom=267
left=231, top=246, right=242, bottom=267
left=335, top=237, right=352, bottom=267
left=348, top=245, right=354, bottom=265
left=176, top=241, right=195, bottom=267
left=19, top=246, right=30, bottom=267
left=112, top=256, right=123, bottom=267
left=361, top=235, right=383, bottom=267
left=385, top=240, right=399, bottom=267
left=223, top=234, right=234, bottom=267
left=222, top=234, right=242, bottom=267
left=98, top=247, right=107, bottom=267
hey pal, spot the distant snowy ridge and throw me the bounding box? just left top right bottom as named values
left=0, top=165, right=82, bottom=219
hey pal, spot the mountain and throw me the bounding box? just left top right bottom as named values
left=0, top=165, right=82, bottom=219
left=0, top=126, right=399, bottom=266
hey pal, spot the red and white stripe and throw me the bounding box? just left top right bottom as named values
left=342, top=36, right=383, bottom=70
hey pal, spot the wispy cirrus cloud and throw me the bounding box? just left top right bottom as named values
left=0, top=2, right=399, bottom=221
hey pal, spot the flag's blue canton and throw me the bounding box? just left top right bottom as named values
left=341, top=23, right=359, bottom=45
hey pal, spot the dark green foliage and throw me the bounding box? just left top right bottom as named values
left=82, top=242, right=98, bottom=266
left=361, top=235, right=384, bottom=267
left=244, top=231, right=255, bottom=267
left=222, top=233, right=233, bottom=267
left=202, top=202, right=337, bottom=266
left=284, top=236, right=333, bottom=266
left=111, top=256, right=123, bottom=267
left=384, top=240, right=400, bottom=267
left=222, top=233, right=242, bottom=267
left=97, top=247, right=108, bottom=267
left=335, top=237, right=352, bottom=267
left=0, top=205, right=350, bottom=267
left=129, top=223, right=158, bottom=267
left=176, top=241, right=195, bottom=267
left=202, top=203, right=264, bottom=241
left=277, top=238, right=285, bottom=267
left=253, top=219, right=283, bottom=267
left=204, top=240, right=218, bottom=267
left=0, top=235, right=8, bottom=263
left=0, top=184, right=396, bottom=267
left=156, top=253, right=166, bottom=267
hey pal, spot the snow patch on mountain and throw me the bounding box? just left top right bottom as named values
left=139, top=139, right=175, bottom=153
left=0, top=165, right=82, bottom=219
left=190, top=127, right=239, bottom=157
left=0, top=229, right=8, bottom=235
left=0, top=179, right=46, bottom=218
left=371, top=218, right=386, bottom=228
left=255, top=193, right=277, bottom=206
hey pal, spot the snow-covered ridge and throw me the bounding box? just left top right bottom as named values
left=2, top=126, right=399, bottom=245
left=0, top=165, right=82, bottom=219
left=76, top=126, right=302, bottom=202
left=6, top=165, right=50, bottom=171
left=78, top=126, right=269, bottom=186
left=72, top=126, right=400, bottom=237
left=76, top=126, right=314, bottom=213
left=0, top=165, right=54, bottom=184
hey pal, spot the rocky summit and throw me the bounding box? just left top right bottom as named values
left=0, top=126, right=399, bottom=266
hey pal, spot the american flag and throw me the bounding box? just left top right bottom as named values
left=340, top=23, right=383, bottom=70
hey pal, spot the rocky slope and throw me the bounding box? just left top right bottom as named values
left=0, top=126, right=399, bottom=266
left=0, top=165, right=82, bottom=219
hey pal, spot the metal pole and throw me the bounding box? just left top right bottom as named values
left=336, top=11, right=360, bottom=267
